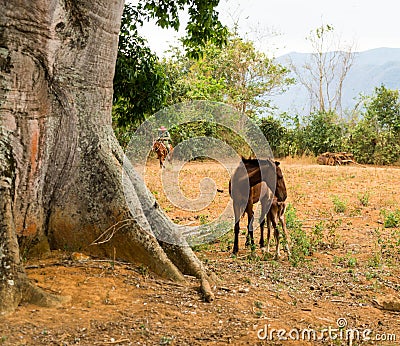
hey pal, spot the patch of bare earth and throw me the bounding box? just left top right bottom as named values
left=1, top=159, right=400, bottom=345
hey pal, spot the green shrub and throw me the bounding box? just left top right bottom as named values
left=332, top=195, right=347, bottom=213
left=381, top=209, right=400, bottom=228
left=285, top=204, right=312, bottom=266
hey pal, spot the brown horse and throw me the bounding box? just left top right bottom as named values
left=229, top=158, right=288, bottom=255
left=152, top=141, right=173, bottom=168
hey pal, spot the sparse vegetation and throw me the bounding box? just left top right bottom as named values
left=285, top=204, right=312, bottom=266
left=358, top=191, right=371, bottom=207
left=332, top=195, right=348, bottom=213
left=381, top=209, right=400, bottom=228
left=333, top=252, right=358, bottom=268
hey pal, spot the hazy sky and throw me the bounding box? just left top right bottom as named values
left=138, top=0, right=400, bottom=56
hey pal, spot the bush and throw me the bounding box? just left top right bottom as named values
left=302, top=111, right=346, bottom=156
left=285, top=204, right=312, bottom=266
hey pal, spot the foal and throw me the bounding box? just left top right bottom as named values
left=247, top=163, right=291, bottom=259
left=259, top=186, right=291, bottom=260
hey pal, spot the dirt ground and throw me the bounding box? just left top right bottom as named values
left=1, top=158, right=400, bottom=346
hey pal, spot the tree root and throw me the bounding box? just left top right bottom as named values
left=23, top=282, right=71, bottom=308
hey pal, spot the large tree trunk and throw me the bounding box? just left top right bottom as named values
left=0, top=0, right=215, bottom=315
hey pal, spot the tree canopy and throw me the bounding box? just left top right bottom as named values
left=164, top=32, right=294, bottom=117
left=112, top=1, right=228, bottom=130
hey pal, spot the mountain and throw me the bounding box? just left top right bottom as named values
left=271, top=47, right=400, bottom=115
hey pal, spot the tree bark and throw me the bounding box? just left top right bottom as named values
left=0, top=0, right=215, bottom=314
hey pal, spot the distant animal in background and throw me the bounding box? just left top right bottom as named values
left=152, top=140, right=173, bottom=168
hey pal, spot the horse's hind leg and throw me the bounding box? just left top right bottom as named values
left=245, top=204, right=255, bottom=248
left=259, top=218, right=265, bottom=248
left=233, top=221, right=240, bottom=255
left=232, top=203, right=241, bottom=255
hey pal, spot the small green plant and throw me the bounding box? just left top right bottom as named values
left=347, top=255, right=357, bottom=268
left=332, top=195, right=347, bottom=213
left=378, top=227, right=400, bottom=263
left=137, top=264, right=149, bottom=277
left=285, top=204, right=312, bottom=266
left=254, top=301, right=263, bottom=309
left=191, top=242, right=210, bottom=252
left=381, top=209, right=400, bottom=228
left=357, top=191, right=370, bottom=207
left=255, top=310, right=263, bottom=318
left=160, top=336, right=173, bottom=345
left=367, top=252, right=383, bottom=268
left=333, top=252, right=357, bottom=268
left=311, top=221, right=324, bottom=251
left=1, top=336, right=7, bottom=343
left=199, top=214, right=209, bottom=225
left=326, top=219, right=342, bottom=249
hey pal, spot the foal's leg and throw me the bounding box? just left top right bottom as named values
left=266, top=212, right=272, bottom=253
left=270, top=210, right=281, bottom=260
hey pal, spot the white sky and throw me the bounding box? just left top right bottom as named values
left=137, top=0, right=400, bottom=56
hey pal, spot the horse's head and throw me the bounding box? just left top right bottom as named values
left=274, top=161, right=287, bottom=202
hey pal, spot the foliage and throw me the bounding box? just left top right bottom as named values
left=163, top=32, right=294, bottom=117
left=366, top=85, right=400, bottom=133
left=256, top=86, right=400, bottom=165
left=285, top=204, right=312, bottom=267
left=381, top=209, right=400, bottom=228
left=301, top=111, right=346, bottom=156
left=347, top=118, right=379, bottom=164
left=113, top=3, right=400, bottom=167
left=169, top=121, right=254, bottom=159
left=134, top=0, right=228, bottom=59
left=331, top=195, right=348, bottom=213
left=370, top=227, right=400, bottom=267
left=258, top=116, right=288, bottom=157
left=258, top=111, right=346, bottom=158
left=348, top=85, right=400, bottom=164
left=112, top=0, right=228, bottom=133
left=357, top=191, right=370, bottom=207
left=113, top=3, right=170, bottom=129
